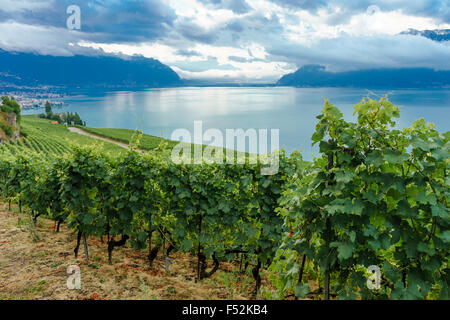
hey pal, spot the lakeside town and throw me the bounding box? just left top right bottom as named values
left=0, top=89, right=67, bottom=110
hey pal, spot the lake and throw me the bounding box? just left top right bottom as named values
left=25, top=87, right=450, bottom=159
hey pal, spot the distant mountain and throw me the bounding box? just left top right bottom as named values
left=0, top=49, right=182, bottom=88
left=277, top=65, right=450, bottom=88
left=400, top=28, right=450, bottom=42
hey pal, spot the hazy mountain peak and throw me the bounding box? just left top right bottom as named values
left=400, top=29, right=450, bottom=42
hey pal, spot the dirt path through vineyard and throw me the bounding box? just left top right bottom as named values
left=67, top=127, right=135, bottom=151
left=0, top=201, right=273, bottom=300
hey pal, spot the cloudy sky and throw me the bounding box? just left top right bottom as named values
left=0, top=0, right=449, bottom=83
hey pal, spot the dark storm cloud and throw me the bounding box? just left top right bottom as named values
left=0, top=0, right=177, bottom=43
left=222, top=12, right=285, bottom=44
left=268, top=0, right=450, bottom=23
left=175, top=19, right=218, bottom=44
left=267, top=34, right=450, bottom=72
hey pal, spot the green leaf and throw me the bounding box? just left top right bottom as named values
left=417, top=242, right=435, bottom=256
left=416, top=191, right=437, bottom=205
left=439, top=282, right=449, bottom=300
left=383, top=150, right=409, bottom=165
left=349, top=231, right=356, bottom=243
left=294, top=283, right=310, bottom=298
left=431, top=204, right=449, bottom=219
left=331, top=241, right=354, bottom=261
left=82, top=214, right=93, bottom=224
left=137, top=231, right=147, bottom=243
left=325, top=199, right=346, bottom=215
left=286, top=264, right=299, bottom=276
left=397, top=200, right=417, bottom=218
left=363, top=190, right=382, bottom=204
left=351, top=200, right=365, bottom=216
left=405, top=239, right=419, bottom=258
left=180, top=239, right=193, bottom=252
left=410, top=136, right=430, bottom=152
left=336, top=170, right=356, bottom=184
left=319, top=140, right=337, bottom=154
left=439, top=231, right=450, bottom=243
left=431, top=148, right=448, bottom=161
left=366, top=152, right=384, bottom=167
left=422, top=257, right=441, bottom=271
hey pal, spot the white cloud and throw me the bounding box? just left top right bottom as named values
left=168, top=0, right=242, bottom=29
left=78, top=40, right=292, bottom=82
left=172, top=61, right=292, bottom=83
left=0, top=21, right=87, bottom=55
left=281, top=4, right=450, bottom=45
left=343, top=9, right=450, bottom=36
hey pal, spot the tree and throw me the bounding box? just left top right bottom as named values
left=59, top=112, right=67, bottom=124
left=1, top=96, right=21, bottom=123
left=45, top=101, right=52, bottom=115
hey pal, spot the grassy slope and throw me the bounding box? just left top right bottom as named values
left=77, top=126, right=179, bottom=151
left=0, top=116, right=127, bottom=157
left=77, top=126, right=252, bottom=160
left=1, top=115, right=252, bottom=161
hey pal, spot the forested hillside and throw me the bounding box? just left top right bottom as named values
left=0, top=49, right=182, bottom=88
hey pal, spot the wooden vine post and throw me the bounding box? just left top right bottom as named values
left=196, top=215, right=203, bottom=283
left=83, top=233, right=89, bottom=262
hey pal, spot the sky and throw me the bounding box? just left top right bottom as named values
left=0, top=0, right=449, bottom=83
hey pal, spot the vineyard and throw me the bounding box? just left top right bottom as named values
left=0, top=116, right=127, bottom=157
left=0, top=98, right=449, bottom=300
left=75, top=126, right=180, bottom=151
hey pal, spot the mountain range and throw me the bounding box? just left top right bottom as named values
left=276, top=65, right=450, bottom=88
left=277, top=29, right=450, bottom=88
left=400, top=28, right=450, bottom=42
left=0, top=49, right=182, bottom=89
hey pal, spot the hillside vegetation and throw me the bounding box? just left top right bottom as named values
left=76, top=127, right=179, bottom=151
left=0, top=116, right=126, bottom=157
left=0, top=97, right=21, bottom=142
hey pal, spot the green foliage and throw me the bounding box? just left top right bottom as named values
left=66, top=112, right=85, bottom=126
left=39, top=102, right=83, bottom=125
left=59, top=145, right=111, bottom=236
left=0, top=116, right=13, bottom=137
left=1, top=96, right=21, bottom=123
left=274, top=97, right=449, bottom=300
left=45, top=101, right=52, bottom=115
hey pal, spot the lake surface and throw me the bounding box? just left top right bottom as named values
left=25, top=87, right=450, bottom=159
